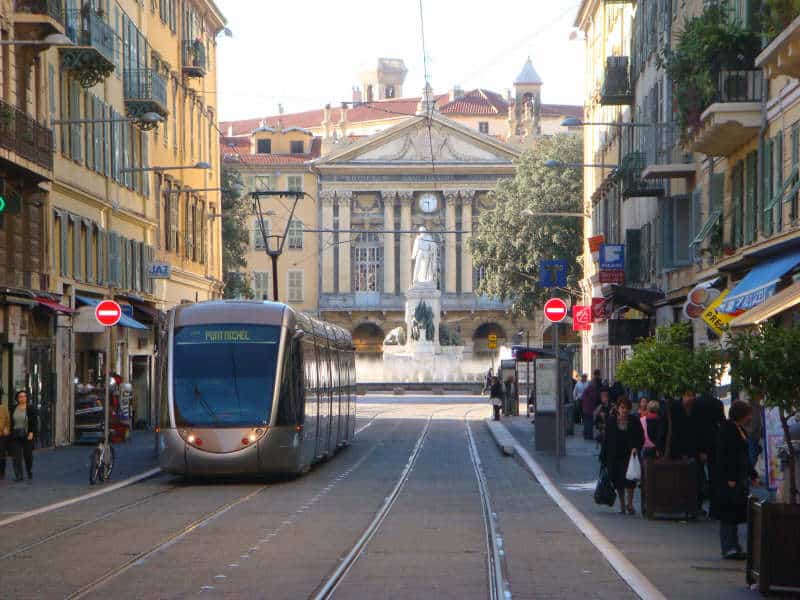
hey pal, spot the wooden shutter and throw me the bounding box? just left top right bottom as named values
left=109, top=232, right=119, bottom=286
left=72, top=216, right=82, bottom=280
left=792, top=124, right=799, bottom=221
left=200, top=203, right=206, bottom=264
left=83, top=92, right=92, bottom=169
left=762, top=138, right=773, bottom=236
left=103, top=104, right=111, bottom=177
left=625, top=229, right=642, bottom=283
left=69, top=80, right=82, bottom=162
left=745, top=151, right=757, bottom=244
left=97, top=228, right=106, bottom=285
left=775, top=131, right=784, bottom=233
left=142, top=131, right=150, bottom=198
left=85, top=219, right=94, bottom=283
left=171, top=193, right=179, bottom=252
left=93, top=97, right=103, bottom=173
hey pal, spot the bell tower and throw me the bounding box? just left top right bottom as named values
left=360, top=58, right=408, bottom=102
left=513, top=57, right=543, bottom=137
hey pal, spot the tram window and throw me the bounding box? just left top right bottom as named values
left=277, top=339, right=304, bottom=426
left=158, top=346, right=170, bottom=428
left=172, top=324, right=280, bottom=427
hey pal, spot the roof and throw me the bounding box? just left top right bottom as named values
left=439, top=89, right=508, bottom=115
left=515, top=58, right=543, bottom=85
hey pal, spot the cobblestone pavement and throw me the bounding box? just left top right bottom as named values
left=0, top=398, right=650, bottom=600
left=503, top=416, right=760, bottom=600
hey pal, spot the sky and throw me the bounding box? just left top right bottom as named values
left=215, top=0, right=585, bottom=122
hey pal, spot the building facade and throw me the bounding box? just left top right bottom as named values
left=576, top=0, right=800, bottom=382
left=1, top=0, right=225, bottom=446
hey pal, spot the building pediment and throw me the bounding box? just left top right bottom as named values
left=314, top=113, right=518, bottom=167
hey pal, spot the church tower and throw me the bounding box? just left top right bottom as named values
left=513, top=57, right=543, bottom=137
left=359, top=58, right=408, bottom=102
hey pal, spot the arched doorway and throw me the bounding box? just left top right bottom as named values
left=352, top=322, right=385, bottom=356
left=473, top=322, right=507, bottom=356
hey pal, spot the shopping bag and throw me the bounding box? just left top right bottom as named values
left=625, top=454, right=641, bottom=481
left=594, top=466, right=617, bottom=506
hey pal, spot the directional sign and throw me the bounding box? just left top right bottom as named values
left=95, top=300, right=122, bottom=327
left=599, top=244, right=625, bottom=270
left=539, top=259, right=568, bottom=288
left=544, top=297, right=568, bottom=323
left=487, top=333, right=498, bottom=349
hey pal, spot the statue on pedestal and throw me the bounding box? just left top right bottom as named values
left=411, top=226, right=438, bottom=286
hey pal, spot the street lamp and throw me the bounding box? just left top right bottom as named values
left=0, top=33, right=74, bottom=46
left=544, top=159, right=618, bottom=170
left=121, top=161, right=211, bottom=173
left=52, top=112, right=165, bottom=130
left=251, top=190, right=311, bottom=302
left=561, top=117, right=673, bottom=128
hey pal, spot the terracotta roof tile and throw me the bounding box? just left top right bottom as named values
left=223, top=153, right=312, bottom=166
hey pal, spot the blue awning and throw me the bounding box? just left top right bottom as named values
left=75, top=296, right=149, bottom=330
left=718, top=249, right=800, bottom=315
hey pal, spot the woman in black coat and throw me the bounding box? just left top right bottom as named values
left=8, top=390, right=37, bottom=481
left=601, top=396, right=644, bottom=514
left=714, top=400, right=757, bottom=560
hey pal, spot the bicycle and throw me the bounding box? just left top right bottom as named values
left=89, top=435, right=115, bottom=485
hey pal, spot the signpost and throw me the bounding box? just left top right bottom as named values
left=95, top=300, right=121, bottom=451
left=572, top=305, right=592, bottom=331
left=487, top=333, right=498, bottom=349
left=539, top=259, right=568, bottom=289
left=599, top=244, right=625, bottom=285
left=544, top=297, right=567, bottom=472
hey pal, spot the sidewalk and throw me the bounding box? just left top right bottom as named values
left=498, top=416, right=758, bottom=600
left=0, top=432, right=159, bottom=517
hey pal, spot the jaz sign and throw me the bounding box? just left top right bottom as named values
left=147, top=262, right=172, bottom=279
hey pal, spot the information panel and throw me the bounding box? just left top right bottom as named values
left=535, top=358, right=557, bottom=413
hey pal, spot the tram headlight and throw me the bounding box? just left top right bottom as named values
left=187, top=434, right=196, bottom=444
left=248, top=433, right=257, bottom=443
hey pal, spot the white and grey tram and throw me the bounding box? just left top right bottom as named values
left=157, top=300, right=356, bottom=476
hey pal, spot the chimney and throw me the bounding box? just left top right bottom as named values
left=352, top=86, right=363, bottom=104
left=338, top=102, right=348, bottom=139
left=449, top=86, right=463, bottom=102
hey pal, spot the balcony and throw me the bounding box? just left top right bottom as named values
left=0, top=98, right=54, bottom=177
left=600, top=56, right=633, bottom=105
left=756, top=13, right=800, bottom=80
left=617, top=151, right=664, bottom=198
left=124, top=69, right=168, bottom=124
left=688, top=70, right=764, bottom=156
left=13, top=0, right=65, bottom=41
left=60, top=8, right=116, bottom=88
left=182, top=39, right=207, bottom=78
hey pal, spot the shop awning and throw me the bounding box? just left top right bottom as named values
left=76, top=296, right=149, bottom=330
left=35, top=297, right=75, bottom=315
left=729, top=280, right=800, bottom=328
left=718, top=249, right=800, bottom=315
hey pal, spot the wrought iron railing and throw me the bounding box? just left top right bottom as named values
left=123, top=68, right=167, bottom=107
left=0, top=98, right=54, bottom=171
left=64, top=8, right=116, bottom=64
left=715, top=69, right=764, bottom=103
left=617, top=151, right=664, bottom=198
left=600, top=56, right=633, bottom=105
left=14, top=0, right=64, bottom=25
left=182, top=39, right=207, bottom=75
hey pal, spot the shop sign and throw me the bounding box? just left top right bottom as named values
left=599, top=244, right=625, bottom=270
left=572, top=305, right=592, bottom=331
left=700, top=289, right=734, bottom=336
left=592, top=297, right=609, bottom=321
left=599, top=269, right=625, bottom=284
left=147, top=262, right=172, bottom=279
left=683, top=281, right=721, bottom=320
left=588, top=235, right=605, bottom=255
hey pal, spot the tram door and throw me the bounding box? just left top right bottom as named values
left=29, top=345, right=54, bottom=448
left=314, top=336, right=330, bottom=459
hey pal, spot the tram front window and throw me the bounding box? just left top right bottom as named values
left=173, top=324, right=281, bottom=427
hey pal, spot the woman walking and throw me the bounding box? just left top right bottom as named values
left=9, top=390, right=37, bottom=482
left=601, top=396, right=644, bottom=514
left=714, top=400, right=757, bottom=560
left=489, top=376, right=503, bottom=421
left=640, top=400, right=662, bottom=460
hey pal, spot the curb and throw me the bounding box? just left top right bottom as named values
left=490, top=420, right=667, bottom=600
left=485, top=419, right=516, bottom=456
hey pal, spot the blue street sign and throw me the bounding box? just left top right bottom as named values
left=121, top=304, right=134, bottom=318
left=539, top=259, right=568, bottom=288
left=599, top=244, right=625, bottom=270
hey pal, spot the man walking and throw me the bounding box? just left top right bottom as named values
left=573, top=373, right=589, bottom=424
left=581, top=370, right=603, bottom=441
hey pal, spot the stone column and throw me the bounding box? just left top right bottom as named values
left=399, top=191, right=414, bottom=292
left=461, top=191, right=475, bottom=293
left=445, top=192, right=458, bottom=293
left=320, top=191, right=335, bottom=293
left=382, top=192, right=396, bottom=295
left=337, top=192, right=352, bottom=293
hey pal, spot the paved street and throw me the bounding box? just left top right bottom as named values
left=0, top=396, right=761, bottom=600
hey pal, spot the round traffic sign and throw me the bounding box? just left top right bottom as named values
left=544, top=297, right=568, bottom=323
left=95, top=300, right=122, bottom=326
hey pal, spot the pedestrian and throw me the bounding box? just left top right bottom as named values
left=697, top=393, right=725, bottom=518
left=503, top=372, right=517, bottom=417
left=593, top=387, right=613, bottom=447
left=573, top=373, right=589, bottom=424
left=640, top=400, right=662, bottom=461
left=609, top=380, right=625, bottom=405
left=664, top=389, right=709, bottom=515
left=0, top=399, right=10, bottom=480
left=714, top=400, right=757, bottom=560
left=601, top=396, right=644, bottom=514
left=9, top=390, right=37, bottom=482
left=489, top=376, right=503, bottom=421
left=636, top=396, right=648, bottom=419
left=581, top=370, right=603, bottom=440
left=482, top=368, right=493, bottom=396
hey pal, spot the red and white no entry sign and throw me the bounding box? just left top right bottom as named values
left=543, top=297, right=568, bottom=323
left=95, top=300, right=122, bottom=326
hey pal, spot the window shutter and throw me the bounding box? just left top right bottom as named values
left=625, top=229, right=642, bottom=283
left=109, top=232, right=119, bottom=286
left=59, top=212, right=68, bottom=276
left=69, top=80, right=82, bottom=162
left=171, top=193, right=179, bottom=252
left=745, top=151, right=757, bottom=244
left=103, top=104, right=111, bottom=177
left=200, top=203, right=207, bottom=264
left=142, top=131, right=150, bottom=198
left=98, top=228, right=107, bottom=286
left=674, top=195, right=692, bottom=265
left=85, top=220, right=94, bottom=283
left=762, top=138, right=773, bottom=236
left=93, top=97, right=102, bottom=173
left=83, top=92, right=92, bottom=169
left=692, top=187, right=703, bottom=246
left=123, top=123, right=131, bottom=188
left=775, top=131, right=784, bottom=233
left=711, top=173, right=725, bottom=211
left=661, top=197, right=674, bottom=268
left=72, top=217, right=82, bottom=280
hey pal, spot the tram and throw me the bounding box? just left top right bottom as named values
left=157, top=300, right=356, bottom=476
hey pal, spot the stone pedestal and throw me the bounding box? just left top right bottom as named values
left=405, top=283, right=441, bottom=348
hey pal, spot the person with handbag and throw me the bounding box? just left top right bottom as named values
left=0, top=399, right=10, bottom=480
left=601, top=396, right=644, bottom=514
left=9, top=390, right=37, bottom=482
left=489, top=376, right=503, bottom=421
left=714, top=400, right=758, bottom=560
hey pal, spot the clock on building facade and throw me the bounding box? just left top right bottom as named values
left=418, top=193, right=439, bottom=213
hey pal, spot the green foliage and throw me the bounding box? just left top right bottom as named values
left=221, top=167, right=253, bottom=299
left=763, top=0, right=800, bottom=40
left=658, top=1, right=762, bottom=134
left=728, top=322, right=800, bottom=503
left=469, top=134, right=583, bottom=317
left=615, top=323, right=724, bottom=399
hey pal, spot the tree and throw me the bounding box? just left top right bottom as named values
left=728, top=323, right=800, bottom=504
left=615, top=323, right=724, bottom=457
left=221, top=166, right=253, bottom=299
left=469, top=134, right=583, bottom=316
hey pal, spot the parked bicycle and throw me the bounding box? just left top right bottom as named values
left=89, top=435, right=115, bottom=484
